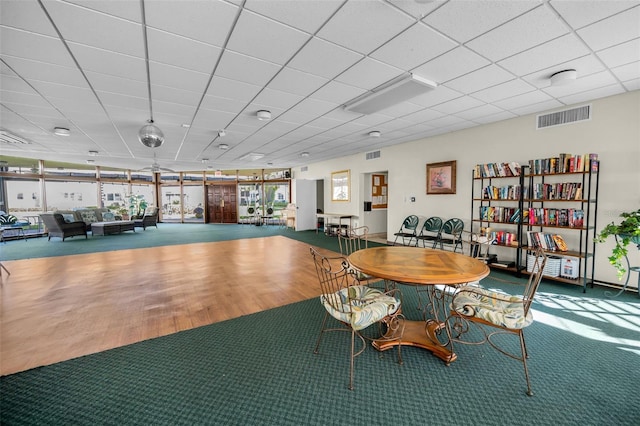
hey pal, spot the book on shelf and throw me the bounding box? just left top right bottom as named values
left=529, top=153, right=595, bottom=174
left=475, top=162, right=521, bottom=178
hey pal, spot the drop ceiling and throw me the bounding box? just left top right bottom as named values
left=0, top=0, right=638, bottom=172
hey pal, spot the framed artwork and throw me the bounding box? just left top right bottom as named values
left=426, top=160, right=456, bottom=194
left=331, top=170, right=350, bottom=201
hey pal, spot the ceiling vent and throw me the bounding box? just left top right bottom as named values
left=366, top=150, right=381, bottom=160
left=537, top=105, right=591, bottom=129
left=0, top=130, right=33, bottom=145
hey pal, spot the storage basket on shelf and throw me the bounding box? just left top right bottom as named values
left=527, top=254, right=561, bottom=277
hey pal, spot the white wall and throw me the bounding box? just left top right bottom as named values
left=292, top=91, right=640, bottom=286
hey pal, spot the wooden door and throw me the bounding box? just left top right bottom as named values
left=206, top=184, right=237, bottom=223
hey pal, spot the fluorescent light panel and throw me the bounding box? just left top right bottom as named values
left=344, top=73, right=437, bottom=115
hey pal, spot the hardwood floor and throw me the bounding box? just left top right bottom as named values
left=0, top=236, right=335, bottom=376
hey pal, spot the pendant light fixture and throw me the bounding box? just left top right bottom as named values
left=138, top=0, right=164, bottom=148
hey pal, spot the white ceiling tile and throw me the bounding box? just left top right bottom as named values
left=309, top=81, right=366, bottom=105
left=577, top=6, right=640, bottom=51
left=409, top=86, right=463, bottom=108
left=267, top=67, right=328, bottom=97
left=370, top=22, right=457, bottom=71
left=149, top=62, right=211, bottom=93
left=215, top=50, right=281, bottom=87
left=44, top=0, right=144, bottom=57
left=1, top=56, right=86, bottom=88
left=471, top=79, right=536, bottom=103
left=423, top=0, right=538, bottom=43
left=542, top=70, right=620, bottom=98
left=431, top=96, right=485, bottom=115
left=472, top=110, right=518, bottom=125
left=0, top=89, right=52, bottom=109
left=317, top=0, right=414, bottom=55
left=0, top=0, right=59, bottom=37
left=455, top=104, right=507, bottom=121
left=227, top=10, right=310, bottom=65
left=557, top=84, right=626, bottom=106
left=466, top=5, right=569, bottom=61
left=493, top=90, right=555, bottom=111
left=446, top=65, right=515, bottom=94
left=522, top=55, right=606, bottom=88
left=288, top=37, right=363, bottom=80
left=597, top=38, right=640, bottom=69
left=498, top=34, right=591, bottom=76
left=550, top=0, right=639, bottom=29
left=335, top=57, right=403, bottom=90
left=399, top=108, right=445, bottom=124
left=199, top=95, right=249, bottom=115
left=64, top=0, right=142, bottom=22
left=511, top=99, right=564, bottom=116
left=244, top=0, right=342, bottom=33
left=147, top=29, right=222, bottom=73
left=206, top=76, right=262, bottom=104
left=85, top=71, right=147, bottom=99
left=412, top=47, right=491, bottom=84
left=252, top=88, right=304, bottom=111
left=190, top=108, right=238, bottom=132
left=611, top=61, right=640, bottom=83
left=292, top=98, right=338, bottom=117
left=1, top=27, right=76, bottom=68
left=389, top=0, right=442, bottom=19
left=150, top=85, right=203, bottom=108
left=69, top=42, right=147, bottom=81
left=623, top=78, right=640, bottom=91
left=145, top=0, right=237, bottom=45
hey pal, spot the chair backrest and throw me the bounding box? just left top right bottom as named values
left=40, top=213, right=63, bottom=231
left=310, top=247, right=356, bottom=313
left=399, top=215, right=419, bottom=232
left=338, top=226, right=369, bottom=256
left=421, top=216, right=443, bottom=234
left=523, top=247, right=547, bottom=315
left=441, top=218, right=464, bottom=237
left=247, top=207, right=255, bottom=215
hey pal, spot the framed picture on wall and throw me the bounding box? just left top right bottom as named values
left=331, top=170, right=350, bottom=201
left=426, top=160, right=456, bottom=194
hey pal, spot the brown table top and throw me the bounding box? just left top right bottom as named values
left=347, top=246, right=490, bottom=285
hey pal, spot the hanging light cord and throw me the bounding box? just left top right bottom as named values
left=140, top=0, right=153, bottom=123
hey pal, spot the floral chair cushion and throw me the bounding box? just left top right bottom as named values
left=320, top=285, right=400, bottom=331
left=451, top=286, right=532, bottom=329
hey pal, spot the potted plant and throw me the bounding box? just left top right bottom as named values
left=594, top=208, right=640, bottom=279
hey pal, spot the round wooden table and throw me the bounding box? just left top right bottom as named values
left=348, top=246, right=490, bottom=363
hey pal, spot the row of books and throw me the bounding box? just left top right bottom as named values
left=529, top=182, right=583, bottom=200
left=482, top=184, right=522, bottom=200
left=474, top=162, right=521, bottom=178
left=528, top=153, right=598, bottom=175
left=527, top=208, right=584, bottom=227
left=479, top=206, right=523, bottom=223
left=487, top=230, right=518, bottom=246
left=526, top=231, right=568, bottom=252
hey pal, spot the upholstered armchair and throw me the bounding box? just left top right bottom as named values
left=133, top=206, right=158, bottom=230
left=40, top=213, right=88, bottom=241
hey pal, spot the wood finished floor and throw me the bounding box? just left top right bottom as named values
left=0, top=236, right=335, bottom=376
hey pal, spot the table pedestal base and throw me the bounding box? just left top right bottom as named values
left=372, top=319, right=457, bottom=364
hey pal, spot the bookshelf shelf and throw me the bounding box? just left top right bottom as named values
left=471, top=155, right=599, bottom=292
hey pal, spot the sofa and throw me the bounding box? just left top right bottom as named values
left=40, top=213, right=88, bottom=241
left=55, top=208, right=115, bottom=232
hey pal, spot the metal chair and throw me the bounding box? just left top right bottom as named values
left=416, top=216, right=443, bottom=248
left=393, top=215, right=419, bottom=246
left=435, top=218, right=464, bottom=252
left=338, top=226, right=386, bottom=289
left=310, top=247, right=404, bottom=390
left=449, top=246, right=547, bottom=396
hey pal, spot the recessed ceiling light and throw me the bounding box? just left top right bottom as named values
left=86, top=159, right=95, bottom=164
left=218, top=130, right=226, bottom=137
left=201, top=158, right=209, bottom=163
left=300, top=152, right=310, bottom=157
left=181, top=123, right=191, bottom=128
left=54, top=127, right=70, bottom=136
left=218, top=143, right=229, bottom=150
left=550, top=69, right=577, bottom=86
left=368, top=130, right=381, bottom=138
left=256, top=110, right=271, bottom=121
left=88, top=150, right=98, bottom=156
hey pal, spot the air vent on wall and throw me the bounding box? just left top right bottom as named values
left=366, top=150, right=381, bottom=160
left=537, top=105, right=591, bottom=129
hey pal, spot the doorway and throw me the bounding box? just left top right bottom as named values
left=206, top=184, right=237, bottom=223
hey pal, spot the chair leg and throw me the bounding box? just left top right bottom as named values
left=519, top=331, right=533, bottom=396
left=349, top=329, right=356, bottom=390
left=313, top=312, right=330, bottom=354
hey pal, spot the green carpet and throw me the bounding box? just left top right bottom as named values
left=1, top=271, right=638, bottom=425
